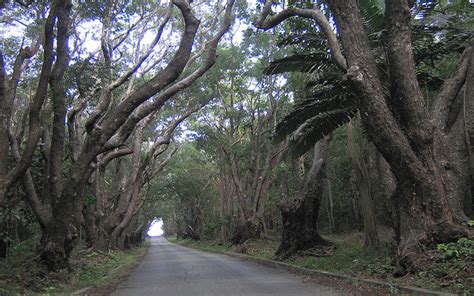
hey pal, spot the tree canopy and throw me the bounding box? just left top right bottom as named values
left=0, top=0, right=472, bottom=292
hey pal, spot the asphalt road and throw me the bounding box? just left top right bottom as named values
left=112, top=237, right=349, bottom=295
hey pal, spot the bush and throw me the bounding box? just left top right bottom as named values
left=437, top=238, right=474, bottom=260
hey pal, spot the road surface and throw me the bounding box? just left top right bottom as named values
left=112, top=237, right=349, bottom=295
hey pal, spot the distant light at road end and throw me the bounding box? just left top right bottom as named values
left=147, top=219, right=163, bottom=237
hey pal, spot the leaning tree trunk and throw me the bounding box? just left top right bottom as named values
left=275, top=138, right=330, bottom=259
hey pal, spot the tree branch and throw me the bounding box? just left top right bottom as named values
left=100, top=0, right=235, bottom=152
left=0, top=2, right=58, bottom=193
left=49, top=0, right=72, bottom=196
left=385, top=0, right=434, bottom=149
left=432, top=36, right=473, bottom=132
left=255, top=1, right=347, bottom=69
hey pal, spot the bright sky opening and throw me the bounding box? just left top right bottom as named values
left=147, top=219, right=164, bottom=237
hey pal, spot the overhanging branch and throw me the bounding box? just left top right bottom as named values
left=255, top=1, right=347, bottom=70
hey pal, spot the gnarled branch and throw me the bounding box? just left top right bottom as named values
left=255, top=1, right=347, bottom=69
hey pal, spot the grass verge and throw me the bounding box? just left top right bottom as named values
left=0, top=239, right=149, bottom=295
left=168, top=234, right=473, bottom=295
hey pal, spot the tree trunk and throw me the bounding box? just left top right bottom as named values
left=347, top=118, right=379, bottom=249
left=40, top=217, right=77, bottom=271
left=325, top=178, right=335, bottom=234
left=463, top=43, right=474, bottom=216
left=275, top=138, right=330, bottom=259
left=326, top=0, right=471, bottom=272
left=230, top=219, right=261, bottom=245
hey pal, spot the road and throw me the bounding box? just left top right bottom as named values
left=112, top=237, right=349, bottom=295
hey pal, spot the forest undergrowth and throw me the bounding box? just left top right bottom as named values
left=0, top=239, right=149, bottom=294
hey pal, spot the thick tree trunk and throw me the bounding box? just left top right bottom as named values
left=434, top=101, right=472, bottom=223
left=371, top=150, right=397, bottom=229
left=463, top=43, right=474, bottom=216
left=40, top=218, right=77, bottom=271
left=275, top=138, right=330, bottom=259
left=38, top=0, right=73, bottom=271
left=230, top=219, right=261, bottom=245
left=326, top=0, right=471, bottom=272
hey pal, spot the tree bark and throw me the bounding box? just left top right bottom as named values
left=463, top=41, right=474, bottom=216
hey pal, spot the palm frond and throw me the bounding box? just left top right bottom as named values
left=288, top=108, right=357, bottom=157
left=263, top=53, right=333, bottom=75
left=274, top=86, right=356, bottom=143
left=359, top=0, right=385, bottom=33
left=276, top=31, right=329, bottom=50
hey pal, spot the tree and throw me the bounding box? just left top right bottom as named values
left=275, top=138, right=331, bottom=259
left=85, top=103, right=199, bottom=250
left=0, top=0, right=236, bottom=270
left=186, top=31, right=291, bottom=244
left=256, top=0, right=472, bottom=271
left=149, top=142, right=218, bottom=240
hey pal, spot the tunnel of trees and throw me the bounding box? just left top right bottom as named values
left=0, top=0, right=472, bottom=281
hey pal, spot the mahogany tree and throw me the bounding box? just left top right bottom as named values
left=0, top=0, right=235, bottom=270
left=87, top=103, right=203, bottom=250
left=275, top=138, right=331, bottom=259
left=256, top=0, right=473, bottom=271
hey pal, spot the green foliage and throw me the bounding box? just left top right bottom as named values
left=271, top=67, right=357, bottom=157
left=287, top=108, right=356, bottom=157
left=411, top=237, right=474, bottom=294
left=319, top=126, right=358, bottom=232
left=8, top=236, right=36, bottom=256
left=437, top=238, right=474, bottom=260
left=263, top=53, right=333, bottom=75
left=73, top=244, right=147, bottom=288
left=144, top=142, right=219, bottom=239
left=359, top=0, right=385, bottom=30
left=287, top=239, right=394, bottom=276
left=266, top=14, right=359, bottom=157
left=0, top=241, right=149, bottom=294
left=268, top=0, right=473, bottom=157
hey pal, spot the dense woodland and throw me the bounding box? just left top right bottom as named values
left=0, top=0, right=473, bottom=287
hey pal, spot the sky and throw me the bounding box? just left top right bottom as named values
left=147, top=219, right=164, bottom=236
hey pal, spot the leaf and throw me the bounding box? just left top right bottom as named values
left=288, top=108, right=357, bottom=157
left=274, top=80, right=356, bottom=143
left=359, top=0, right=385, bottom=32
left=263, top=53, right=333, bottom=75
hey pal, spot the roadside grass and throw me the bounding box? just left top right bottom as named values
left=169, top=233, right=473, bottom=295
left=0, top=239, right=149, bottom=294
left=286, top=240, right=394, bottom=276
left=167, top=236, right=279, bottom=259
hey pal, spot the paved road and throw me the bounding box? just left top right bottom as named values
left=112, top=237, right=349, bottom=295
